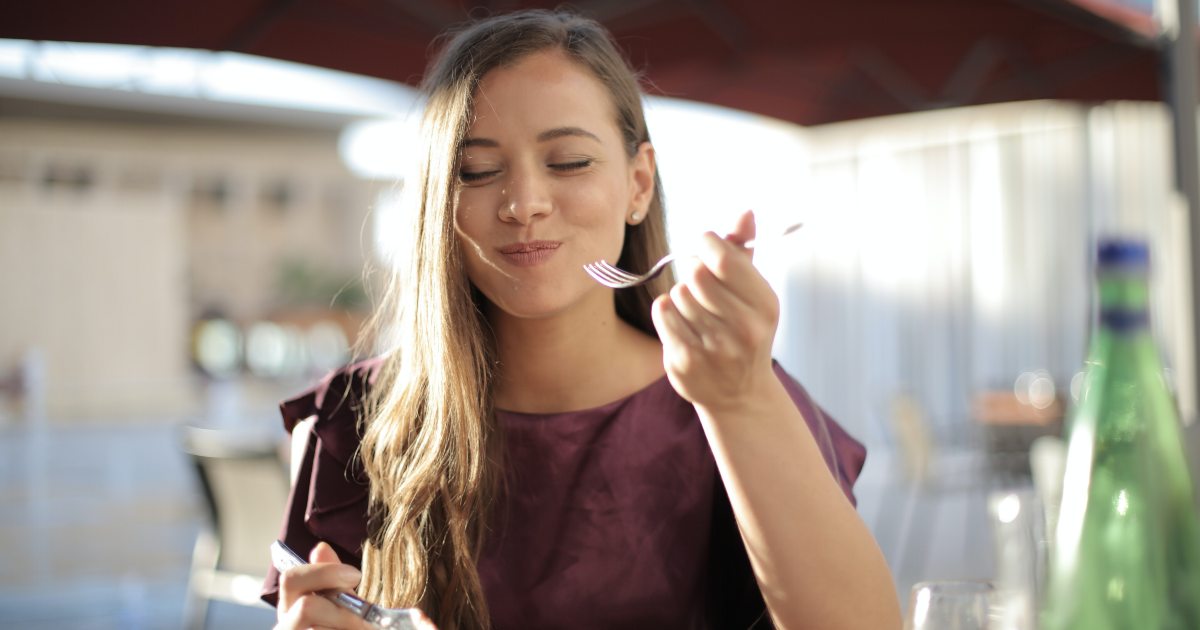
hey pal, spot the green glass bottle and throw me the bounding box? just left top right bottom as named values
left=1042, top=239, right=1200, bottom=630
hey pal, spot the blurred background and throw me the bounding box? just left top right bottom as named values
left=2, top=0, right=1199, bottom=627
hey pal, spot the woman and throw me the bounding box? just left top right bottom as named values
left=264, top=9, right=900, bottom=630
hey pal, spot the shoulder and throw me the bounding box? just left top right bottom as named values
left=280, top=357, right=385, bottom=463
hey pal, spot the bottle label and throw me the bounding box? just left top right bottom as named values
left=1100, top=309, right=1149, bottom=331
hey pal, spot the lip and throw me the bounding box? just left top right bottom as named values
left=497, top=240, right=562, bottom=266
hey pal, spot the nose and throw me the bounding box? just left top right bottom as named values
left=499, top=168, right=553, bottom=224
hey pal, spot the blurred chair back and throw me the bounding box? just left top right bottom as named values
left=182, top=424, right=288, bottom=629
left=890, top=393, right=935, bottom=484
left=880, top=393, right=993, bottom=592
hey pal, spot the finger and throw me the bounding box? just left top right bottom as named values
left=285, top=593, right=373, bottom=630
left=683, top=248, right=780, bottom=353
left=674, top=254, right=755, bottom=324
left=310, top=541, right=342, bottom=565
left=278, top=562, right=363, bottom=613
left=673, top=279, right=765, bottom=360
left=668, top=282, right=723, bottom=348
left=680, top=261, right=758, bottom=322
left=724, top=209, right=756, bottom=248
left=413, top=610, right=440, bottom=630
left=694, top=232, right=774, bottom=306
left=652, top=293, right=701, bottom=349
left=310, top=542, right=362, bottom=589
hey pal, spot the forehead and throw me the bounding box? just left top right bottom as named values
left=467, top=49, right=620, bottom=137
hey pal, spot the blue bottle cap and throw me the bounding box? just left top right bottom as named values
left=1097, top=238, right=1149, bottom=269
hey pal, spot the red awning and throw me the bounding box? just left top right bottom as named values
left=0, top=0, right=1166, bottom=126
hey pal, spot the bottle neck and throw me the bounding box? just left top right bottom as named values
left=1097, top=271, right=1150, bottom=332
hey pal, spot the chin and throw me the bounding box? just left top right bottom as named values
left=474, top=275, right=606, bottom=322
left=481, top=285, right=586, bottom=321
left=491, top=298, right=571, bottom=321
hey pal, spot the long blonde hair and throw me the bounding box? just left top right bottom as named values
left=356, top=10, right=672, bottom=628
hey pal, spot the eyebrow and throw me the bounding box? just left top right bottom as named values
left=460, top=126, right=601, bottom=149
left=537, top=126, right=601, bottom=142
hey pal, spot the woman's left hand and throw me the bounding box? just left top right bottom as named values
left=651, top=210, right=780, bottom=414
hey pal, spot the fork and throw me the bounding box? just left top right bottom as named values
left=270, top=540, right=421, bottom=630
left=583, top=222, right=804, bottom=289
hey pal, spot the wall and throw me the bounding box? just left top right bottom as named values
left=0, top=118, right=375, bottom=420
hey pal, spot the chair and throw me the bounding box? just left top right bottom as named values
left=973, top=389, right=1064, bottom=480
left=876, top=394, right=994, bottom=593
left=181, top=424, right=290, bottom=630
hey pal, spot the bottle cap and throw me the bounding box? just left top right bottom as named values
left=1097, top=238, right=1149, bottom=270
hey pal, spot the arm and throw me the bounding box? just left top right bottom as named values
left=651, top=212, right=901, bottom=630
left=696, top=378, right=898, bottom=629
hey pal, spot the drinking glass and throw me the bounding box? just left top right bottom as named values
left=905, top=580, right=996, bottom=630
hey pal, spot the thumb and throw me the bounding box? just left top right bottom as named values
left=309, top=541, right=342, bottom=565
left=724, top=209, right=756, bottom=250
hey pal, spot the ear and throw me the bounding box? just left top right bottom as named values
left=627, top=141, right=656, bottom=225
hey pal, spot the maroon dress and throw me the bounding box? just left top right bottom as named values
left=261, top=359, right=866, bottom=629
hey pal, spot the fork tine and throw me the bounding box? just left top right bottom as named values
left=586, top=272, right=626, bottom=289
left=586, top=261, right=627, bottom=282
left=583, top=262, right=637, bottom=288
left=594, top=260, right=641, bottom=282
left=584, top=263, right=634, bottom=287
left=583, top=258, right=665, bottom=288
left=582, top=263, right=616, bottom=284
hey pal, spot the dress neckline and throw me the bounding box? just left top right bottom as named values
left=495, top=373, right=674, bottom=420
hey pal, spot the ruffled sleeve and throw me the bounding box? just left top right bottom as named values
left=773, top=362, right=867, bottom=506
left=260, top=357, right=383, bottom=607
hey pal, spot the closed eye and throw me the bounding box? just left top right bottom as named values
left=549, top=158, right=593, bottom=173
left=459, top=169, right=499, bottom=184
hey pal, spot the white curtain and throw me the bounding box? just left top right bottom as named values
left=764, top=100, right=1186, bottom=446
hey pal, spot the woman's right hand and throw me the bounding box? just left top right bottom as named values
left=274, top=541, right=372, bottom=630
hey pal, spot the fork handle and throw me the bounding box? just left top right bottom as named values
left=740, top=221, right=803, bottom=248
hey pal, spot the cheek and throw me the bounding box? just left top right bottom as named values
left=453, top=192, right=474, bottom=227
left=569, top=174, right=632, bottom=259
left=610, top=224, right=630, bottom=263
left=451, top=207, right=487, bottom=277
left=561, top=172, right=628, bottom=225
left=454, top=198, right=489, bottom=246
left=456, top=235, right=491, bottom=296
left=455, top=183, right=497, bottom=224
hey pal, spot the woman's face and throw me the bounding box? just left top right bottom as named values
left=454, top=49, right=655, bottom=322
